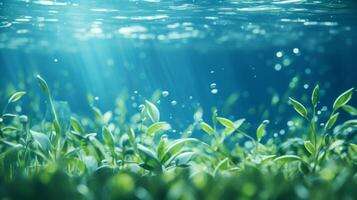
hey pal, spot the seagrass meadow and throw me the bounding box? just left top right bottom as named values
left=1, top=0, right=357, bottom=200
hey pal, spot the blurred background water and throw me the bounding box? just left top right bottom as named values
left=1, top=0, right=357, bottom=134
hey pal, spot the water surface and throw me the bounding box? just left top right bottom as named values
left=1, top=0, right=357, bottom=133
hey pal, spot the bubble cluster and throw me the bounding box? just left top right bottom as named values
left=209, top=82, right=218, bottom=94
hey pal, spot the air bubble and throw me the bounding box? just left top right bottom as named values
left=305, top=68, right=311, bottom=74
left=287, top=121, right=294, bottom=127
left=162, top=91, right=169, bottom=97
left=210, top=83, right=217, bottom=89
left=279, top=129, right=286, bottom=135
left=244, top=141, right=254, bottom=149
left=276, top=51, right=283, bottom=58
left=321, top=106, right=328, bottom=111
left=15, top=106, right=22, bottom=112
left=293, top=48, right=300, bottom=54
left=171, top=100, right=177, bottom=106
left=211, top=89, right=218, bottom=94
left=274, top=64, right=282, bottom=71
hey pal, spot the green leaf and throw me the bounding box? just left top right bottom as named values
left=30, top=130, right=51, bottom=152
left=199, top=122, right=215, bottom=136
left=311, top=85, right=319, bottom=107
left=342, top=105, right=357, bottom=116
left=1, top=126, right=17, bottom=132
left=216, top=117, right=235, bottom=129
left=212, top=108, right=218, bottom=125
left=274, top=155, right=302, bottom=164
left=138, top=163, right=159, bottom=171
left=2, top=113, right=17, bottom=118
left=222, top=127, right=235, bottom=137
left=70, top=117, right=84, bottom=135
left=69, top=131, right=86, bottom=141
left=127, top=128, right=137, bottom=150
left=161, top=138, right=199, bottom=164
left=325, top=112, right=339, bottom=130
left=89, top=136, right=109, bottom=159
left=157, top=135, right=168, bottom=160
left=213, top=158, right=229, bottom=176
left=323, top=134, right=330, bottom=146
left=234, top=118, right=245, bottom=129
left=83, top=133, right=96, bottom=140
left=8, top=91, right=26, bottom=104
left=303, top=141, right=315, bottom=155
left=36, top=75, right=59, bottom=131
left=92, top=106, right=104, bottom=124
left=335, top=119, right=357, bottom=133
left=333, top=88, right=354, bottom=112
left=350, top=143, right=357, bottom=152
left=0, top=140, right=23, bottom=148
left=260, top=155, right=276, bottom=164
left=341, top=119, right=357, bottom=127
left=328, top=140, right=344, bottom=151
left=175, top=152, right=195, bottom=167
left=103, top=111, right=112, bottom=124
left=220, top=118, right=245, bottom=138
left=309, top=122, right=316, bottom=146
left=102, top=126, right=115, bottom=149
left=146, top=121, right=171, bottom=136
left=256, top=120, right=269, bottom=142
left=0, top=145, right=23, bottom=164
left=137, top=144, right=162, bottom=171
left=36, top=75, right=50, bottom=97
left=289, top=97, right=308, bottom=119
left=145, top=100, right=160, bottom=123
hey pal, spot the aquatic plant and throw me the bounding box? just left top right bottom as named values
left=0, top=76, right=356, bottom=200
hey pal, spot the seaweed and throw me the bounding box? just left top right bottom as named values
left=0, top=76, right=356, bottom=200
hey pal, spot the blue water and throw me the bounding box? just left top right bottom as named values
left=1, top=0, right=357, bottom=134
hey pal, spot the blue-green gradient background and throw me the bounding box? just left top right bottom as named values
left=1, top=0, right=357, bottom=134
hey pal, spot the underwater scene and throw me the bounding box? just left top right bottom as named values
left=1, top=0, right=357, bottom=199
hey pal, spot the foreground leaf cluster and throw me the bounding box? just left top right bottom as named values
left=0, top=76, right=356, bottom=200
